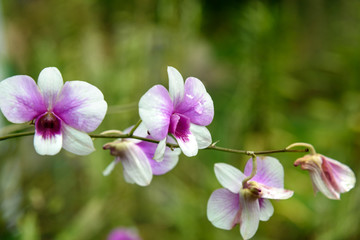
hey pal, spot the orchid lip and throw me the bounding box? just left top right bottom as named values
left=36, top=112, right=62, bottom=138
left=169, top=113, right=191, bottom=142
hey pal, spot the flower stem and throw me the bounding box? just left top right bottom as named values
left=242, top=152, right=257, bottom=184
left=0, top=131, right=35, bottom=141
left=128, top=119, right=142, bottom=136
left=0, top=130, right=309, bottom=156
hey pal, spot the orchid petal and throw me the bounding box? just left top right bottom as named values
left=190, top=124, right=212, bottom=149
left=0, top=75, right=46, bottom=123
left=138, top=140, right=181, bottom=175
left=214, top=163, right=245, bottom=193
left=176, top=131, right=198, bottom=157
left=322, top=156, right=356, bottom=194
left=174, top=77, right=214, bottom=126
left=37, top=67, right=63, bottom=109
left=139, top=85, right=173, bottom=140
left=168, top=66, right=184, bottom=107
left=103, top=159, right=120, bottom=176
left=120, top=143, right=153, bottom=186
left=244, top=156, right=284, bottom=188
left=239, top=191, right=260, bottom=240
left=34, top=123, right=62, bottom=156
left=53, top=81, right=107, bottom=132
left=255, top=182, right=294, bottom=199
left=258, top=198, right=274, bottom=221
left=153, top=138, right=167, bottom=162
left=62, top=124, right=95, bottom=155
left=207, top=188, right=240, bottom=230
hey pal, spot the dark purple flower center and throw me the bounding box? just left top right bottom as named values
left=169, top=113, right=191, bottom=142
left=36, top=112, right=62, bottom=138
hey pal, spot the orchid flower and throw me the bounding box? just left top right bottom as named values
left=294, top=154, right=356, bottom=200
left=138, top=66, right=214, bottom=160
left=103, top=123, right=181, bottom=187
left=0, top=67, right=107, bottom=155
left=107, top=228, right=142, bottom=240
left=287, top=143, right=356, bottom=200
left=207, top=157, right=293, bottom=240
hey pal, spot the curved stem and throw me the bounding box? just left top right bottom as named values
left=128, top=119, right=142, bottom=136
left=242, top=152, right=257, bottom=184
left=0, top=130, right=309, bottom=155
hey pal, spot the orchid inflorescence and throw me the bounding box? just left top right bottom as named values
left=0, top=66, right=356, bottom=239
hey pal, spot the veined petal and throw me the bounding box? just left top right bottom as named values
left=168, top=66, right=184, bottom=107
left=137, top=140, right=181, bottom=175
left=239, top=190, right=260, bottom=240
left=120, top=143, right=153, bottom=186
left=176, top=131, right=198, bottom=157
left=255, top=182, right=294, bottom=199
left=322, top=156, right=356, bottom=194
left=244, top=156, right=285, bottom=188
left=175, top=77, right=214, bottom=126
left=190, top=124, right=212, bottom=149
left=153, top=138, right=167, bottom=162
left=258, top=198, right=274, bottom=221
left=0, top=75, right=46, bottom=123
left=139, top=85, right=173, bottom=140
left=37, top=67, right=63, bottom=109
left=207, top=188, right=240, bottom=230
left=34, top=117, right=62, bottom=156
left=62, top=124, right=95, bottom=155
left=214, top=163, right=245, bottom=193
left=53, top=81, right=107, bottom=132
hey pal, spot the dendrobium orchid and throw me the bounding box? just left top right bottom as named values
left=103, top=123, right=181, bottom=186
left=294, top=154, right=356, bottom=200
left=287, top=142, right=356, bottom=200
left=138, top=66, right=214, bottom=160
left=207, top=157, right=294, bottom=240
left=0, top=67, right=107, bottom=155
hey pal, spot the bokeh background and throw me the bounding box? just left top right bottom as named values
left=1, top=0, right=360, bottom=239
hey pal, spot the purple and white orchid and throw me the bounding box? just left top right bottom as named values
left=138, top=66, right=214, bottom=160
left=0, top=67, right=107, bottom=156
left=294, top=154, right=356, bottom=200
left=207, top=157, right=294, bottom=240
left=103, top=123, right=181, bottom=186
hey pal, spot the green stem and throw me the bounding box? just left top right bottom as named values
left=0, top=131, right=35, bottom=141
left=242, top=152, right=257, bottom=184
left=128, top=119, right=142, bottom=136
left=0, top=130, right=309, bottom=156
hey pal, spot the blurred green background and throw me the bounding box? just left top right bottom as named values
left=0, top=0, right=359, bottom=239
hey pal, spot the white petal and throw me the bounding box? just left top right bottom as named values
left=244, top=156, right=285, bottom=188
left=53, top=81, right=107, bottom=132
left=103, top=159, right=120, bottom=176
left=167, top=66, right=184, bottom=107
left=34, top=130, right=62, bottom=156
left=120, top=143, right=153, bottom=186
left=138, top=85, right=173, bottom=140
left=214, top=163, right=245, bottom=193
left=190, top=124, right=212, bottom=149
left=176, top=132, right=198, bottom=157
left=259, top=199, right=274, bottom=221
left=256, top=183, right=294, bottom=199
left=62, top=124, right=95, bottom=155
left=207, top=188, right=240, bottom=230
left=0, top=75, right=46, bottom=123
left=153, top=138, right=167, bottom=162
left=239, top=191, right=260, bottom=240
left=37, top=67, right=63, bottom=108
